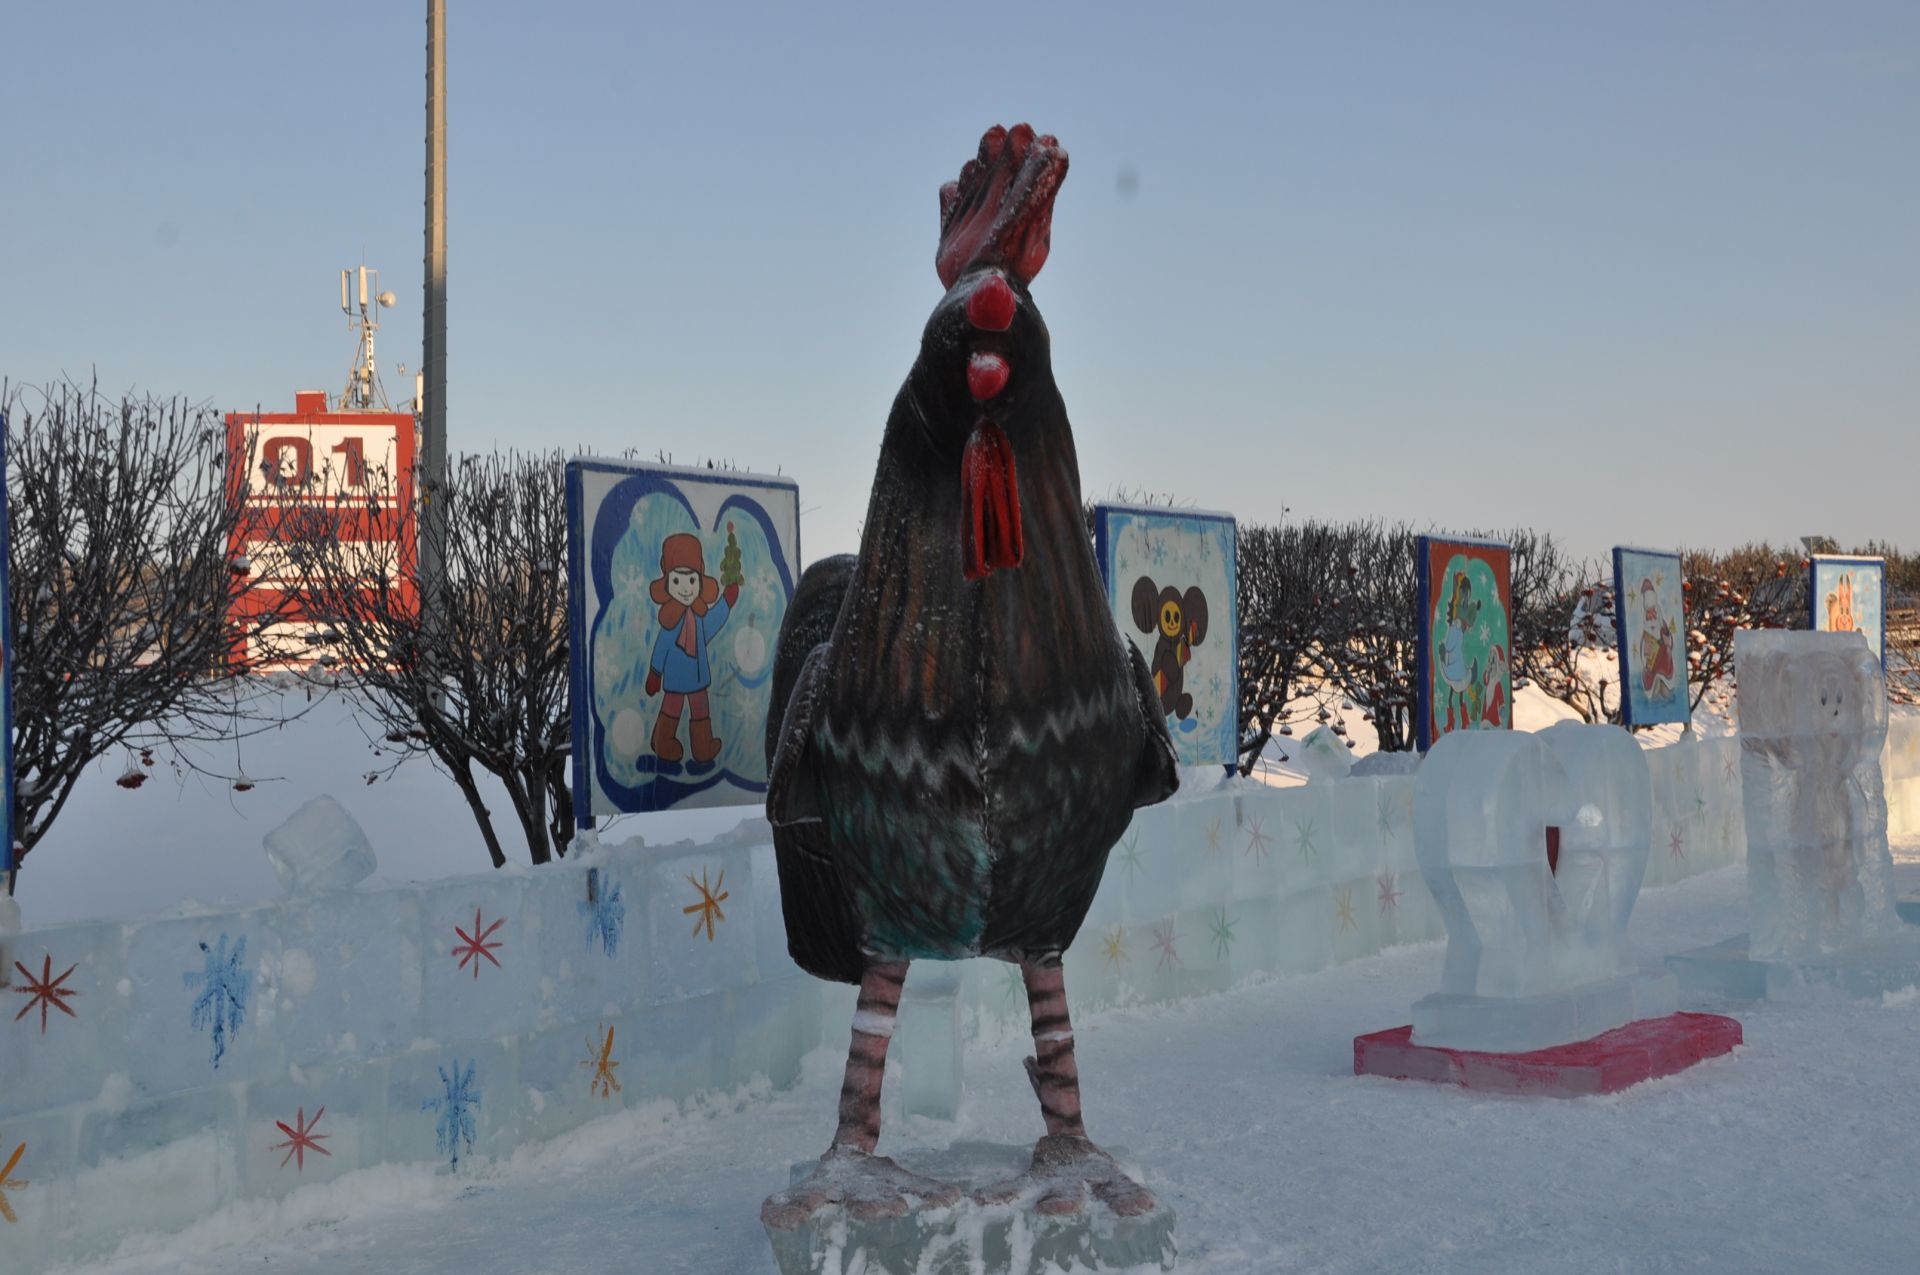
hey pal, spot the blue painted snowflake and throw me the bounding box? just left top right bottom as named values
left=424, top=1059, right=482, bottom=1169
left=580, top=867, right=626, bottom=958
left=184, top=933, right=251, bottom=1069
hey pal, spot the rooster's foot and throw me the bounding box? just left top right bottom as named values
left=761, top=1146, right=962, bottom=1231
left=972, top=1134, right=1155, bottom=1217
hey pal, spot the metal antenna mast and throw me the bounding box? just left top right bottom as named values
left=340, top=265, right=396, bottom=410
left=421, top=0, right=448, bottom=608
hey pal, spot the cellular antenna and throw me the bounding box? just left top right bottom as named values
left=339, top=264, right=396, bottom=410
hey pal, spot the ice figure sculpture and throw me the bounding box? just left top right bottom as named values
left=1411, top=724, right=1674, bottom=1052
left=1296, top=724, right=1354, bottom=783
left=1733, top=630, right=1900, bottom=957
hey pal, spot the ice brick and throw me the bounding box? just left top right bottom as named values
left=727, top=979, right=823, bottom=1094
left=380, top=1039, right=517, bottom=1171
left=1172, top=795, right=1233, bottom=910
left=750, top=843, right=803, bottom=983
left=261, top=794, right=377, bottom=895
left=1297, top=724, right=1354, bottom=782
left=73, top=1086, right=244, bottom=1256
left=645, top=846, right=757, bottom=1003
left=532, top=862, right=651, bottom=1020
left=421, top=873, right=541, bottom=1043
left=125, top=911, right=281, bottom=1097
left=274, top=887, right=425, bottom=1065
left=895, top=963, right=963, bottom=1121
left=1734, top=630, right=1901, bottom=959
left=0, top=921, right=130, bottom=1119
left=240, top=1057, right=388, bottom=1197
left=0, top=1107, right=79, bottom=1268
left=517, top=1015, right=629, bottom=1143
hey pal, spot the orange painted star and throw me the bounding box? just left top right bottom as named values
left=582, top=1025, right=622, bottom=1099
left=13, top=954, right=79, bottom=1034
left=683, top=867, right=729, bottom=943
left=0, top=1140, right=27, bottom=1224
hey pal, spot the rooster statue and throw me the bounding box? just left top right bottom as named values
left=761, top=124, right=1179, bottom=1228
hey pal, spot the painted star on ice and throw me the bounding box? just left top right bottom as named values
left=1208, top=908, right=1238, bottom=962
left=271, top=1106, right=332, bottom=1171
left=1669, top=827, right=1686, bottom=860
left=0, top=1140, right=26, bottom=1225
left=1150, top=921, right=1180, bottom=971
left=1377, top=873, right=1402, bottom=914
left=1294, top=817, right=1318, bottom=863
left=1117, top=830, right=1147, bottom=880
left=582, top=1025, right=622, bottom=1099
left=683, top=867, right=730, bottom=943
left=1001, top=962, right=1027, bottom=1006
left=1204, top=815, right=1223, bottom=856
left=1334, top=886, right=1358, bottom=932
left=1377, top=790, right=1399, bottom=840
left=452, top=909, right=507, bottom=978
left=12, top=953, right=79, bottom=1034
left=1723, top=755, right=1738, bottom=782
left=184, top=934, right=250, bottom=1070
left=1243, top=817, right=1271, bottom=860
left=424, top=1059, right=481, bottom=1170
left=1101, top=926, right=1129, bottom=969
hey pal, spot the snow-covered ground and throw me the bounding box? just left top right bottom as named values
left=54, top=852, right=1920, bottom=1275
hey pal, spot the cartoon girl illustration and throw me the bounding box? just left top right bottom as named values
left=1434, top=570, right=1478, bottom=735
left=644, top=532, right=740, bottom=766
left=1637, top=577, right=1677, bottom=700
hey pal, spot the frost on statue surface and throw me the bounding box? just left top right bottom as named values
left=1412, top=724, right=1672, bottom=1052
left=1734, top=630, right=1899, bottom=958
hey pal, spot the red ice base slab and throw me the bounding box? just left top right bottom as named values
left=1353, top=1012, right=1742, bottom=1097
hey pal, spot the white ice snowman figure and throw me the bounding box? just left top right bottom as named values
left=1410, top=723, right=1671, bottom=1052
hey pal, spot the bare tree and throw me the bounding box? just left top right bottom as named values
left=1501, top=530, right=1625, bottom=725
left=291, top=450, right=572, bottom=867
left=1235, top=519, right=1341, bottom=773
left=4, top=381, right=302, bottom=883
left=1679, top=544, right=1805, bottom=716
left=1322, top=520, right=1422, bottom=753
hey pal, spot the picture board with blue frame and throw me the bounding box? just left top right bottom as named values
left=1417, top=533, right=1513, bottom=753
left=566, top=459, right=800, bottom=822
left=1091, top=503, right=1239, bottom=769
left=1809, top=554, right=1886, bottom=667
left=1612, top=546, right=1690, bottom=727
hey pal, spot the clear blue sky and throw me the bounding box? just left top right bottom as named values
left=4, top=1, right=1915, bottom=567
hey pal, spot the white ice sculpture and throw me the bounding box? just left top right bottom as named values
left=1733, top=630, right=1899, bottom=958
left=1411, top=724, right=1674, bottom=1052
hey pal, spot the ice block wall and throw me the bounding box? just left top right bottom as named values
left=2, top=724, right=1913, bottom=1270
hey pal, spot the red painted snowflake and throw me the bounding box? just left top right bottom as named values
left=13, top=954, right=79, bottom=1034
left=452, top=909, right=507, bottom=978
left=1669, top=828, right=1686, bottom=861
left=271, top=1106, right=331, bottom=1171
left=1243, top=816, right=1272, bottom=860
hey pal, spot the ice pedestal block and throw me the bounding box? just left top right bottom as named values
left=1733, top=630, right=1902, bottom=959
left=1355, top=1012, right=1742, bottom=1096
left=764, top=1142, right=1175, bottom=1275
left=1297, top=724, right=1354, bottom=782
left=1667, top=931, right=1920, bottom=1003
left=262, top=794, right=378, bottom=895
left=1411, top=725, right=1659, bottom=1052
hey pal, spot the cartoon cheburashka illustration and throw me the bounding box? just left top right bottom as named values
left=1434, top=570, right=1479, bottom=735
left=644, top=531, right=741, bottom=766
left=1637, top=576, right=1677, bottom=700
left=1130, top=575, right=1208, bottom=725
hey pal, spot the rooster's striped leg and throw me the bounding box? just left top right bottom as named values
left=831, top=960, right=908, bottom=1154
left=1020, top=954, right=1086, bottom=1138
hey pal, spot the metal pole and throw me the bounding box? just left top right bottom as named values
left=422, top=0, right=448, bottom=609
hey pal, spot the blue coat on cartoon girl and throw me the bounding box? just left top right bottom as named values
left=644, top=532, right=740, bottom=765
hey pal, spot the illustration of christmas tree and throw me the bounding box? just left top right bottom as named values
left=720, top=521, right=745, bottom=589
